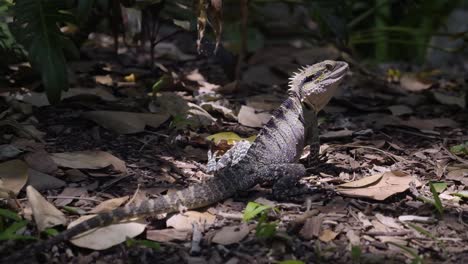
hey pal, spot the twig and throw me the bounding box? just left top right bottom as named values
left=334, top=143, right=407, bottom=163
left=18, top=196, right=102, bottom=203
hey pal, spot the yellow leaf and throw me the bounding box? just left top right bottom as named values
left=206, top=132, right=255, bottom=145
left=124, top=73, right=135, bottom=82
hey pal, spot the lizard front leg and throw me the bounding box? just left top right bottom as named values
left=304, top=108, right=320, bottom=168
left=206, top=140, right=251, bottom=173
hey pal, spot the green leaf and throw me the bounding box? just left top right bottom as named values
left=406, top=223, right=435, bottom=240
left=0, top=220, right=36, bottom=241
left=279, top=260, right=305, bottom=264
left=431, top=182, right=447, bottom=193
left=429, top=182, right=444, bottom=215
left=12, top=0, right=77, bottom=104
left=42, top=228, right=59, bottom=237
left=450, top=142, right=468, bottom=156
left=126, top=238, right=160, bottom=250
left=0, top=208, right=21, bottom=221
left=351, top=245, right=362, bottom=263
left=255, top=222, right=277, bottom=239
left=243, top=202, right=271, bottom=222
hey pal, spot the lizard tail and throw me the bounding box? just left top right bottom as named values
left=2, top=174, right=240, bottom=263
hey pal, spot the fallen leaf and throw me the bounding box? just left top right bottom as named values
left=237, top=106, right=271, bottom=128
left=124, top=73, right=136, bottom=82
left=387, top=105, right=413, bottom=116
left=446, top=167, right=468, bottom=185
left=27, top=169, right=65, bottom=191
left=338, top=173, right=384, bottom=188
left=211, top=224, right=250, bottom=245
left=375, top=214, right=403, bottom=229
left=432, top=91, right=465, bottom=108
left=0, top=144, right=22, bottom=161
left=0, top=159, right=29, bottom=197
left=95, top=75, right=113, bottom=86
left=27, top=186, right=67, bottom=231
left=299, top=216, right=323, bottom=240
left=400, top=73, right=432, bottom=92
left=82, top=111, right=170, bottom=134
left=319, top=229, right=338, bottom=242
left=206, top=132, right=256, bottom=145
left=337, top=171, right=421, bottom=200
left=399, top=117, right=459, bottom=130
left=24, top=150, right=58, bottom=174
left=69, top=215, right=147, bottom=250
left=90, top=196, right=129, bottom=214
left=54, top=187, right=88, bottom=207
left=200, top=102, right=237, bottom=121
left=50, top=151, right=126, bottom=174
left=146, top=228, right=191, bottom=242
left=166, top=211, right=216, bottom=231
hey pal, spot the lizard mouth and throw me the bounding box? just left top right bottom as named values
left=326, top=61, right=349, bottom=82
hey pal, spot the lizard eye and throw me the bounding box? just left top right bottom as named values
left=325, top=63, right=334, bottom=71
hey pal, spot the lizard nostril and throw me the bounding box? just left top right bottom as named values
left=325, top=63, right=334, bottom=71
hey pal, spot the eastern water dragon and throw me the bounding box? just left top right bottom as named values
left=2, top=60, right=349, bottom=263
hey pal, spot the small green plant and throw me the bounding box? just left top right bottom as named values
left=450, top=142, right=468, bottom=156
left=278, top=260, right=305, bottom=264
left=0, top=208, right=36, bottom=241
left=243, top=201, right=278, bottom=239
left=387, top=241, right=423, bottom=264
left=351, top=245, right=362, bottom=264
left=126, top=238, right=160, bottom=250
left=429, top=182, right=444, bottom=215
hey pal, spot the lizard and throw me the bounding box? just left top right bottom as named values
left=2, top=60, right=348, bottom=263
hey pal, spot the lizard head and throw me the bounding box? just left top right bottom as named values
left=289, top=60, right=349, bottom=112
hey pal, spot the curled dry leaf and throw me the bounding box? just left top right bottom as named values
left=337, top=171, right=422, bottom=201
left=50, top=151, right=126, bottom=175
left=166, top=211, right=216, bottom=231
left=26, top=186, right=67, bottom=231
left=82, top=111, right=170, bottom=134
left=200, top=102, right=237, bottom=121
left=27, top=168, right=65, bottom=191
left=69, top=215, right=147, bottom=250
left=0, top=159, right=29, bottom=197
left=211, top=223, right=251, bottom=245
left=90, top=196, right=129, bottom=214
left=238, top=105, right=271, bottom=128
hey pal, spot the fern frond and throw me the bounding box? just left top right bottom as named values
left=12, top=0, right=77, bottom=103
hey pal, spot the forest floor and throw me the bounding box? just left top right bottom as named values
left=1, top=34, right=467, bottom=264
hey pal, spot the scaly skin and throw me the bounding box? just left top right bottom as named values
left=2, top=60, right=348, bottom=263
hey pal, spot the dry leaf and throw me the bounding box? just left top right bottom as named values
left=166, top=211, right=215, bottom=231
left=211, top=224, right=250, bottom=245
left=24, top=150, right=58, bottom=174
left=299, top=216, right=323, bottom=240
left=200, top=102, right=237, bottom=121
left=237, top=106, right=271, bottom=128
left=90, top=196, right=129, bottom=214
left=399, top=117, right=459, bottom=130
left=387, top=105, right=413, bottom=116
left=82, top=111, right=170, bottom=134
left=338, top=173, right=384, bottom=188
left=51, top=151, right=126, bottom=174
left=0, top=159, right=29, bottom=197
left=27, top=168, right=65, bottom=191
left=319, top=229, right=338, bottom=242
left=400, top=73, right=432, bottom=92
left=146, top=228, right=191, bottom=242
left=0, top=144, right=22, bottom=160
left=337, top=171, right=421, bottom=200
left=69, top=215, right=147, bottom=250
left=27, top=186, right=67, bottom=231
left=375, top=214, right=403, bottom=229
left=95, top=75, right=113, bottom=86
left=54, top=187, right=88, bottom=207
